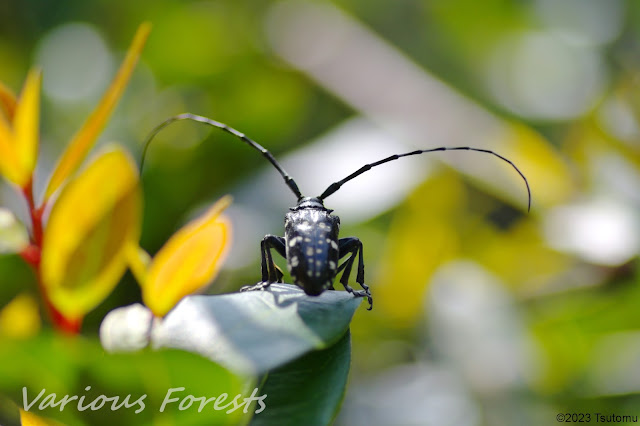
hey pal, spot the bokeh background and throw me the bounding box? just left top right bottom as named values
left=1, top=0, right=640, bottom=424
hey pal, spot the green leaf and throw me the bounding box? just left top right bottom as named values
left=0, top=254, right=37, bottom=307
left=251, top=330, right=352, bottom=426
left=0, top=333, right=249, bottom=426
left=104, top=284, right=362, bottom=376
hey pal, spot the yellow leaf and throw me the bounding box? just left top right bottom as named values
left=498, top=123, right=574, bottom=208
left=20, top=409, right=66, bottom=426
left=0, top=108, right=28, bottom=186
left=0, top=293, right=41, bottom=338
left=44, top=22, right=151, bottom=200
left=125, top=242, right=151, bottom=286
left=143, top=196, right=232, bottom=317
left=375, top=173, right=462, bottom=327
left=0, top=73, right=39, bottom=187
left=465, top=219, right=571, bottom=293
left=41, top=147, right=141, bottom=319
left=13, top=69, right=41, bottom=179
left=0, top=80, right=17, bottom=120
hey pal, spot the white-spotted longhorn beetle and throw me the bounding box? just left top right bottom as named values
left=141, top=113, right=531, bottom=311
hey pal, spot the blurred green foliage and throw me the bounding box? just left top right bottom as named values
left=0, top=335, right=248, bottom=425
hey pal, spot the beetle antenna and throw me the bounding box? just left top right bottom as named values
left=140, top=113, right=303, bottom=200
left=318, top=146, right=531, bottom=212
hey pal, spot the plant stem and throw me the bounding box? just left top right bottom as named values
left=22, top=178, right=42, bottom=246
left=21, top=179, right=82, bottom=334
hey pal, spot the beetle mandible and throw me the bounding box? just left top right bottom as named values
left=141, top=113, right=532, bottom=311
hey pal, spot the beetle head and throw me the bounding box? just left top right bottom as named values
left=291, top=197, right=333, bottom=213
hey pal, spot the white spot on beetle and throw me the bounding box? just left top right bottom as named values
left=318, top=239, right=324, bottom=245
left=329, top=261, right=336, bottom=270
left=330, top=240, right=338, bottom=250
left=304, top=237, right=311, bottom=242
left=316, top=248, right=322, bottom=254
left=291, top=256, right=299, bottom=267
left=307, top=269, right=313, bottom=277
left=289, top=239, right=297, bottom=247
left=316, top=260, right=322, bottom=267
left=315, top=271, right=321, bottom=277
left=306, top=247, right=314, bottom=256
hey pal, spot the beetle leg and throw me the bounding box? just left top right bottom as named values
left=241, top=235, right=285, bottom=292
left=338, top=238, right=373, bottom=310
left=262, top=235, right=286, bottom=283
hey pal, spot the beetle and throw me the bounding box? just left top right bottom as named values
left=141, top=113, right=531, bottom=310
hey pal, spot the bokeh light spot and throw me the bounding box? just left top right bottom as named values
left=35, top=23, right=113, bottom=103
left=485, top=31, right=606, bottom=120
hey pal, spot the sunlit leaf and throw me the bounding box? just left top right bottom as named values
left=142, top=196, right=232, bottom=317
left=44, top=23, right=151, bottom=200
left=12, top=69, right=41, bottom=182
left=41, top=147, right=141, bottom=319
left=104, top=284, right=362, bottom=376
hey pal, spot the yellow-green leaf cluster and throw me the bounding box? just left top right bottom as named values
left=0, top=23, right=151, bottom=328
